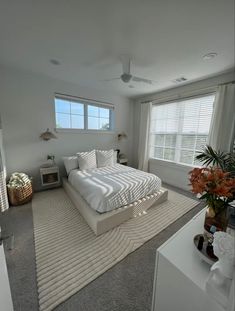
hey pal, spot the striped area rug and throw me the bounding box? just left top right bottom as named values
left=32, top=188, right=197, bottom=311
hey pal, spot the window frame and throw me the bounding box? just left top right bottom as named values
left=54, top=93, right=115, bottom=133
left=149, top=92, right=215, bottom=167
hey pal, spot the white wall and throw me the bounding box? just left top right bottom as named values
left=133, top=70, right=235, bottom=190
left=0, top=66, right=134, bottom=190
left=149, top=159, right=192, bottom=191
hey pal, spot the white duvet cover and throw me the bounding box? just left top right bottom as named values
left=68, top=164, right=161, bottom=213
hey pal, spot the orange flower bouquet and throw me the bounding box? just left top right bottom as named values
left=189, top=167, right=235, bottom=234
left=189, top=167, right=235, bottom=211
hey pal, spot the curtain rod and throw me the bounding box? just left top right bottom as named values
left=141, top=80, right=235, bottom=104
left=55, top=92, right=113, bottom=107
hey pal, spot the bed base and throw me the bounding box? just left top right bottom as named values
left=63, top=177, right=168, bottom=236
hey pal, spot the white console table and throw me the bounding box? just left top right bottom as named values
left=151, top=209, right=233, bottom=311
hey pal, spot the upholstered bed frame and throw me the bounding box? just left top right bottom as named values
left=63, top=177, right=168, bottom=236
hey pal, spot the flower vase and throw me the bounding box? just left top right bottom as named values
left=204, top=205, right=229, bottom=238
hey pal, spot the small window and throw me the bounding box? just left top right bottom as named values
left=55, top=98, right=84, bottom=129
left=54, top=95, right=114, bottom=131
left=87, top=105, right=111, bottom=130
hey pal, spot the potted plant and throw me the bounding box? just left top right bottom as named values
left=195, top=145, right=235, bottom=229
left=189, top=166, right=235, bottom=236
left=195, top=145, right=235, bottom=178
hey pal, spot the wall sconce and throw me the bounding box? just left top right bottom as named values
left=40, top=128, right=57, bottom=141
left=117, top=132, right=127, bottom=141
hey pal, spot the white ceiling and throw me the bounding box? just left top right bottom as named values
left=0, top=0, right=234, bottom=98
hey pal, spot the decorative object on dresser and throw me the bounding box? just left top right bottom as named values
left=193, top=234, right=218, bottom=265
left=189, top=166, right=235, bottom=237
left=7, top=172, right=33, bottom=206
left=205, top=231, right=235, bottom=310
left=40, top=166, right=60, bottom=188
left=39, top=128, right=57, bottom=141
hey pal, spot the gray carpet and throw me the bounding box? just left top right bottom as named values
left=0, top=184, right=203, bottom=311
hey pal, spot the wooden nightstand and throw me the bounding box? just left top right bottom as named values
left=40, top=166, right=60, bottom=188
left=119, top=158, right=128, bottom=166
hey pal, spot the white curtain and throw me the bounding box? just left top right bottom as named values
left=0, top=129, right=9, bottom=212
left=208, top=83, right=235, bottom=152
left=138, top=102, right=152, bottom=171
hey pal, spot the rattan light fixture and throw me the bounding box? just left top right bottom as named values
left=40, top=128, right=57, bottom=141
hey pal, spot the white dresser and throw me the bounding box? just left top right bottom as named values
left=151, top=209, right=233, bottom=311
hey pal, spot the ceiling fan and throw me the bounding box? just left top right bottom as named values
left=104, top=56, right=155, bottom=85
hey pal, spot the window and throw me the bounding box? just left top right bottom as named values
left=87, top=105, right=111, bottom=130
left=149, top=94, right=215, bottom=166
left=55, top=95, right=114, bottom=131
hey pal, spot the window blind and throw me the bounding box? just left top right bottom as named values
left=149, top=94, right=215, bottom=166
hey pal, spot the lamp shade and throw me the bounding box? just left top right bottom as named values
left=40, top=128, right=57, bottom=141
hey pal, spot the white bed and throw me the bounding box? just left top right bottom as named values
left=63, top=163, right=168, bottom=235
left=68, top=164, right=162, bottom=213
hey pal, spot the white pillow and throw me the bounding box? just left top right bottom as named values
left=63, top=156, right=79, bottom=175
left=96, top=149, right=114, bottom=168
left=77, top=150, right=97, bottom=170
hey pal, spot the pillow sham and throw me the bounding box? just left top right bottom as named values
left=63, top=156, right=79, bottom=175
left=77, top=150, right=97, bottom=170
left=96, top=149, right=114, bottom=168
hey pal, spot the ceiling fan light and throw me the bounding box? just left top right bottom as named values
left=121, top=73, right=132, bottom=83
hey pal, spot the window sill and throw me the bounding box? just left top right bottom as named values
left=55, top=128, right=115, bottom=134
left=149, top=157, right=200, bottom=171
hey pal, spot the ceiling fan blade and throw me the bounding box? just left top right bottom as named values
left=121, top=55, right=131, bottom=75
left=102, top=77, right=120, bottom=82
left=132, top=76, right=153, bottom=85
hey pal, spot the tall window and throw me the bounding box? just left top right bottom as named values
left=55, top=95, right=114, bottom=131
left=149, top=94, right=215, bottom=166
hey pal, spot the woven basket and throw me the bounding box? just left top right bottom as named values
left=7, top=181, right=33, bottom=206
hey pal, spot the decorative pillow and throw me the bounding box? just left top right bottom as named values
left=77, top=150, right=97, bottom=170
left=96, top=149, right=114, bottom=168
left=63, top=156, right=79, bottom=175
